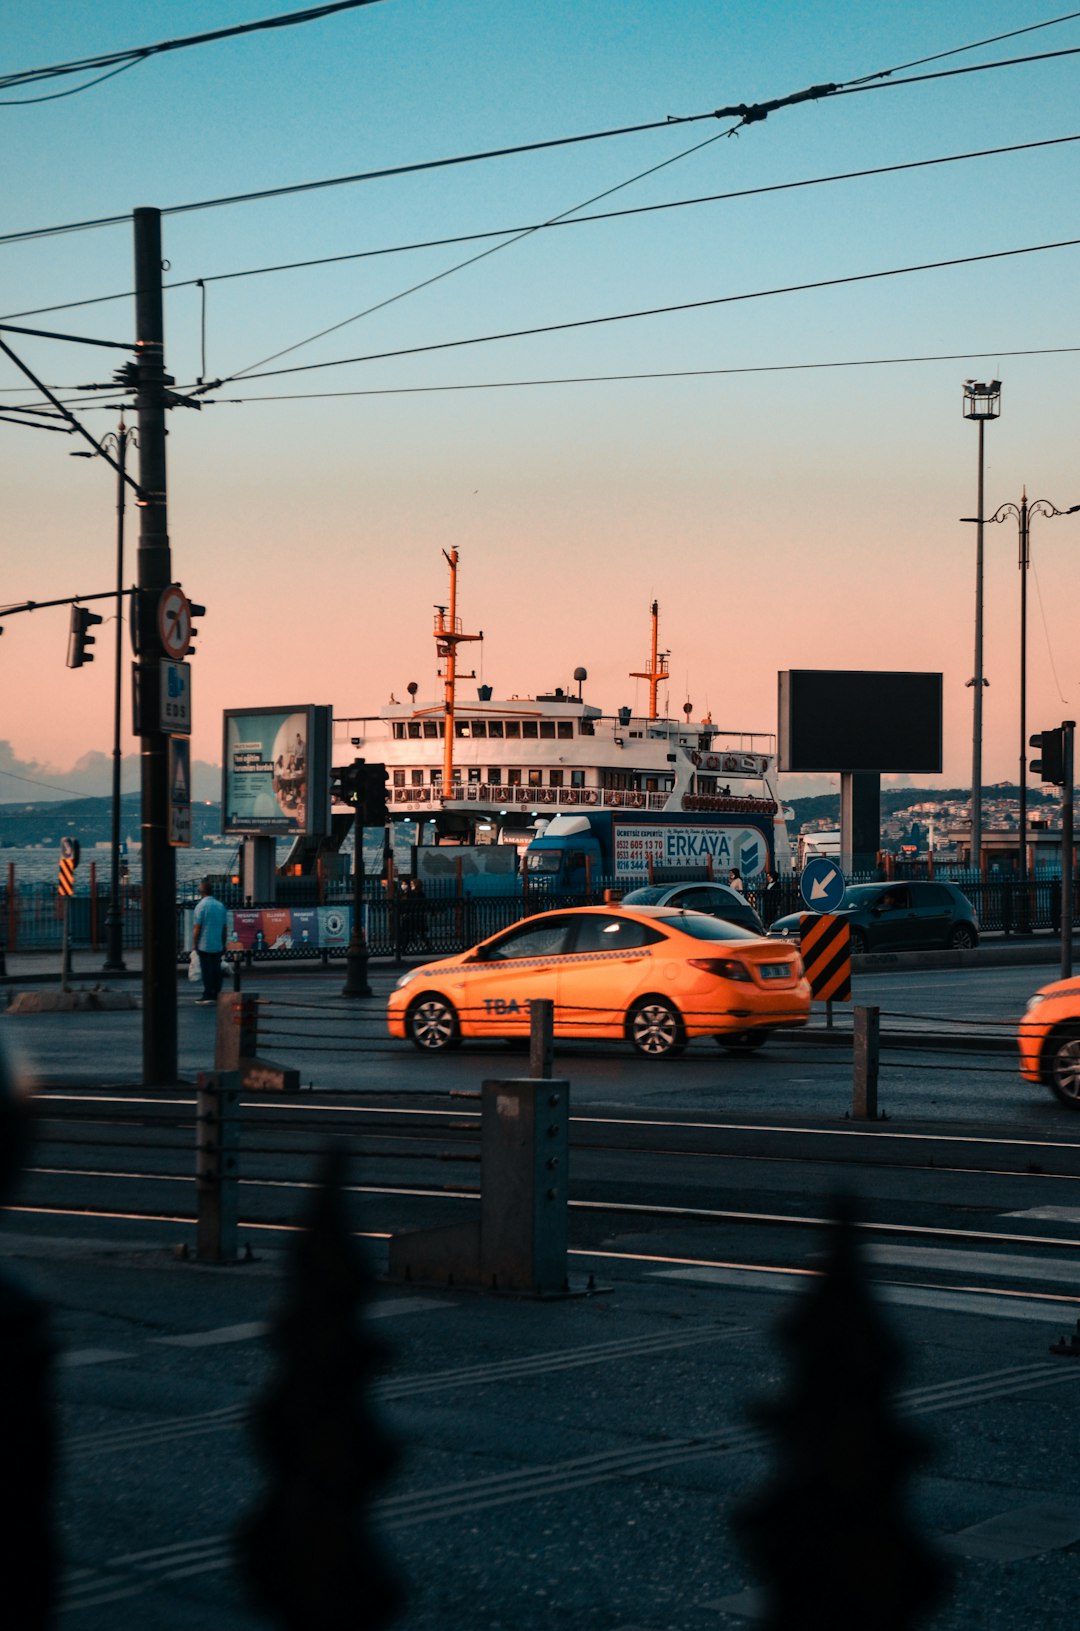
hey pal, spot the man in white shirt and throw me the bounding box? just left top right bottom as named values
left=192, top=879, right=228, bottom=1004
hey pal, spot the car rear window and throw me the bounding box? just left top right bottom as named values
left=660, top=914, right=759, bottom=942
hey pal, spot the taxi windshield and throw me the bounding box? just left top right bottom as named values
left=661, top=914, right=759, bottom=942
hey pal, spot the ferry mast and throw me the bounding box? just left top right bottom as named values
left=434, top=547, right=482, bottom=795
left=629, top=600, right=670, bottom=721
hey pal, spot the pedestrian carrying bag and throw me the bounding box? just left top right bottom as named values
left=187, top=952, right=201, bottom=983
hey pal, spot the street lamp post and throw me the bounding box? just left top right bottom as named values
left=980, top=492, right=1080, bottom=918
left=961, top=380, right=1001, bottom=873
left=72, top=417, right=137, bottom=974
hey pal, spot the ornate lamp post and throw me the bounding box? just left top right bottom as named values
left=980, top=493, right=1079, bottom=912
left=961, top=380, right=1001, bottom=872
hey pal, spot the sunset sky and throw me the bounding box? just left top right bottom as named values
left=3, top=1, right=1079, bottom=802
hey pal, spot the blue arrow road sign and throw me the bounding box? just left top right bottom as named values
left=800, top=856, right=847, bottom=913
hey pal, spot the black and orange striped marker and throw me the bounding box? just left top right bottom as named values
left=800, top=913, right=852, bottom=1002
left=57, top=854, right=75, bottom=898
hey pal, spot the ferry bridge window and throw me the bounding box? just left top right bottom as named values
left=578, top=719, right=595, bottom=735
left=540, top=722, right=556, bottom=739
left=408, top=723, right=421, bottom=739
left=571, top=770, right=585, bottom=788
left=423, top=722, right=439, bottom=739
left=393, top=770, right=406, bottom=787
left=557, top=723, right=574, bottom=739
left=528, top=768, right=543, bottom=786
left=488, top=721, right=504, bottom=738
left=471, top=721, right=487, bottom=737
left=393, top=723, right=405, bottom=740
left=455, top=722, right=471, bottom=737
left=522, top=721, right=538, bottom=739
left=504, top=721, right=520, bottom=738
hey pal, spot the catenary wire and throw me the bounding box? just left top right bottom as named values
left=4, top=131, right=1078, bottom=326
left=18, top=341, right=1080, bottom=414
left=0, top=1, right=394, bottom=99
left=225, top=123, right=738, bottom=382
left=194, top=235, right=1080, bottom=390
left=3, top=38, right=1079, bottom=245
left=147, top=345, right=1080, bottom=409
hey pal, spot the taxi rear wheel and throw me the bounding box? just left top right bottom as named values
left=406, top=994, right=461, bottom=1052
left=717, top=1029, right=769, bottom=1053
left=627, top=998, right=685, bottom=1058
left=1047, top=1026, right=1080, bottom=1107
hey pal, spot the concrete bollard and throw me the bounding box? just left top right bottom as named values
left=852, top=1005, right=880, bottom=1120
left=529, top=999, right=554, bottom=1079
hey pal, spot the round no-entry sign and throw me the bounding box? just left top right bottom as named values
left=158, top=586, right=193, bottom=657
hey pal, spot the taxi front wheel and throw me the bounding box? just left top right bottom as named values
left=628, top=998, right=685, bottom=1058
left=406, top=994, right=461, bottom=1052
left=1047, top=1026, right=1080, bottom=1107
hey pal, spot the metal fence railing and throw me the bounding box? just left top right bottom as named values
left=3, top=870, right=1077, bottom=959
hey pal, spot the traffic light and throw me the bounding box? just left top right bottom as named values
left=1030, top=728, right=1066, bottom=786
left=66, top=604, right=103, bottom=668
left=360, top=762, right=389, bottom=827
left=333, top=761, right=389, bottom=826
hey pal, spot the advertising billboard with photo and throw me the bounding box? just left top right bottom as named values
left=222, top=705, right=333, bottom=836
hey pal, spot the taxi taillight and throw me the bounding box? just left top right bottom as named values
left=688, top=957, right=752, bottom=982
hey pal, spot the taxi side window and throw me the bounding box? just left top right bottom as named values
left=571, top=915, right=666, bottom=953
left=485, top=920, right=573, bottom=960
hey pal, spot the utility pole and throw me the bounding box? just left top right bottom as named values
left=133, top=207, right=176, bottom=1084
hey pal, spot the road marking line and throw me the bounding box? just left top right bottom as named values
left=58, top=1348, right=132, bottom=1368
left=944, top=1502, right=1080, bottom=1562
left=652, top=1265, right=1080, bottom=1321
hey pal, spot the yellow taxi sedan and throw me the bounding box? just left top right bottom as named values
left=1019, top=975, right=1080, bottom=1106
left=387, top=904, right=810, bottom=1057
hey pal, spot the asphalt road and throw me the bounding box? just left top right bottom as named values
left=4, top=959, right=1065, bottom=1127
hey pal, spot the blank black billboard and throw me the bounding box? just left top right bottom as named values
left=778, top=670, right=942, bottom=773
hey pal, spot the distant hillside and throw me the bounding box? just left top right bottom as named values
left=0, top=793, right=223, bottom=848
left=786, top=784, right=1056, bottom=831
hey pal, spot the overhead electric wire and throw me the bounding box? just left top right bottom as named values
left=195, top=235, right=1080, bottom=390
left=3, top=37, right=1079, bottom=246
left=0, top=0, right=394, bottom=101
left=222, top=122, right=737, bottom=384
left=6, top=130, right=1078, bottom=327
left=842, top=8, right=1080, bottom=85
left=162, top=345, right=1080, bottom=407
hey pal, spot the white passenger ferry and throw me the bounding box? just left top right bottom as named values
left=333, top=551, right=790, bottom=876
